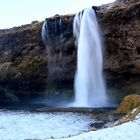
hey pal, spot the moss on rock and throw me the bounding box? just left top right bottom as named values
left=116, top=95, right=140, bottom=113
left=0, top=62, right=21, bottom=80
left=18, top=56, right=47, bottom=77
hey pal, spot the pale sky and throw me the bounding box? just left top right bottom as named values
left=0, top=0, right=115, bottom=29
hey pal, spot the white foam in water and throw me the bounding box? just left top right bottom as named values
left=73, top=7, right=108, bottom=107
left=0, top=111, right=93, bottom=140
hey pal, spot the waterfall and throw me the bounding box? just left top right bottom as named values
left=73, top=7, right=108, bottom=107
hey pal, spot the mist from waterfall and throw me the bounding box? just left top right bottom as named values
left=73, top=7, right=108, bottom=107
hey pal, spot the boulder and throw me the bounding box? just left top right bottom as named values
left=116, top=95, right=140, bottom=113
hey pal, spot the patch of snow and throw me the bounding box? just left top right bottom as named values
left=55, top=114, right=140, bottom=140
left=1, top=110, right=140, bottom=140
left=0, top=111, right=93, bottom=140
left=135, top=113, right=140, bottom=119
left=131, top=108, right=137, bottom=114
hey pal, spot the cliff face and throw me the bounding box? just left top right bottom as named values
left=41, top=15, right=76, bottom=88
left=100, top=0, right=140, bottom=96
left=0, top=22, right=48, bottom=91
left=101, top=0, right=140, bottom=74
left=0, top=0, right=139, bottom=102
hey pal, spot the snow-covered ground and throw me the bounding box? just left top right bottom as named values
left=0, top=111, right=93, bottom=140
left=0, top=110, right=139, bottom=140
left=55, top=113, right=140, bottom=140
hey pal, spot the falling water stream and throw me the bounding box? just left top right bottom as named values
left=41, top=7, right=110, bottom=107
left=73, top=7, right=108, bottom=107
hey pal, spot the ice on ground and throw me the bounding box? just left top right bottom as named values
left=0, top=111, right=93, bottom=140
left=56, top=113, right=140, bottom=140
left=0, top=110, right=140, bottom=140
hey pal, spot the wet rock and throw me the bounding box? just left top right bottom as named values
left=115, top=106, right=140, bottom=125
left=90, top=121, right=106, bottom=129
left=41, top=15, right=76, bottom=89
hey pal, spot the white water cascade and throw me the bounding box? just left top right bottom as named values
left=73, top=7, right=108, bottom=107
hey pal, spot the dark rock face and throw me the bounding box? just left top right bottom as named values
left=0, top=22, right=47, bottom=91
left=41, top=15, right=76, bottom=88
left=0, top=0, right=139, bottom=103
left=99, top=0, right=140, bottom=99
left=101, top=0, right=140, bottom=74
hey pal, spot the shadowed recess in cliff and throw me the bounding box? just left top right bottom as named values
left=41, top=15, right=76, bottom=89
